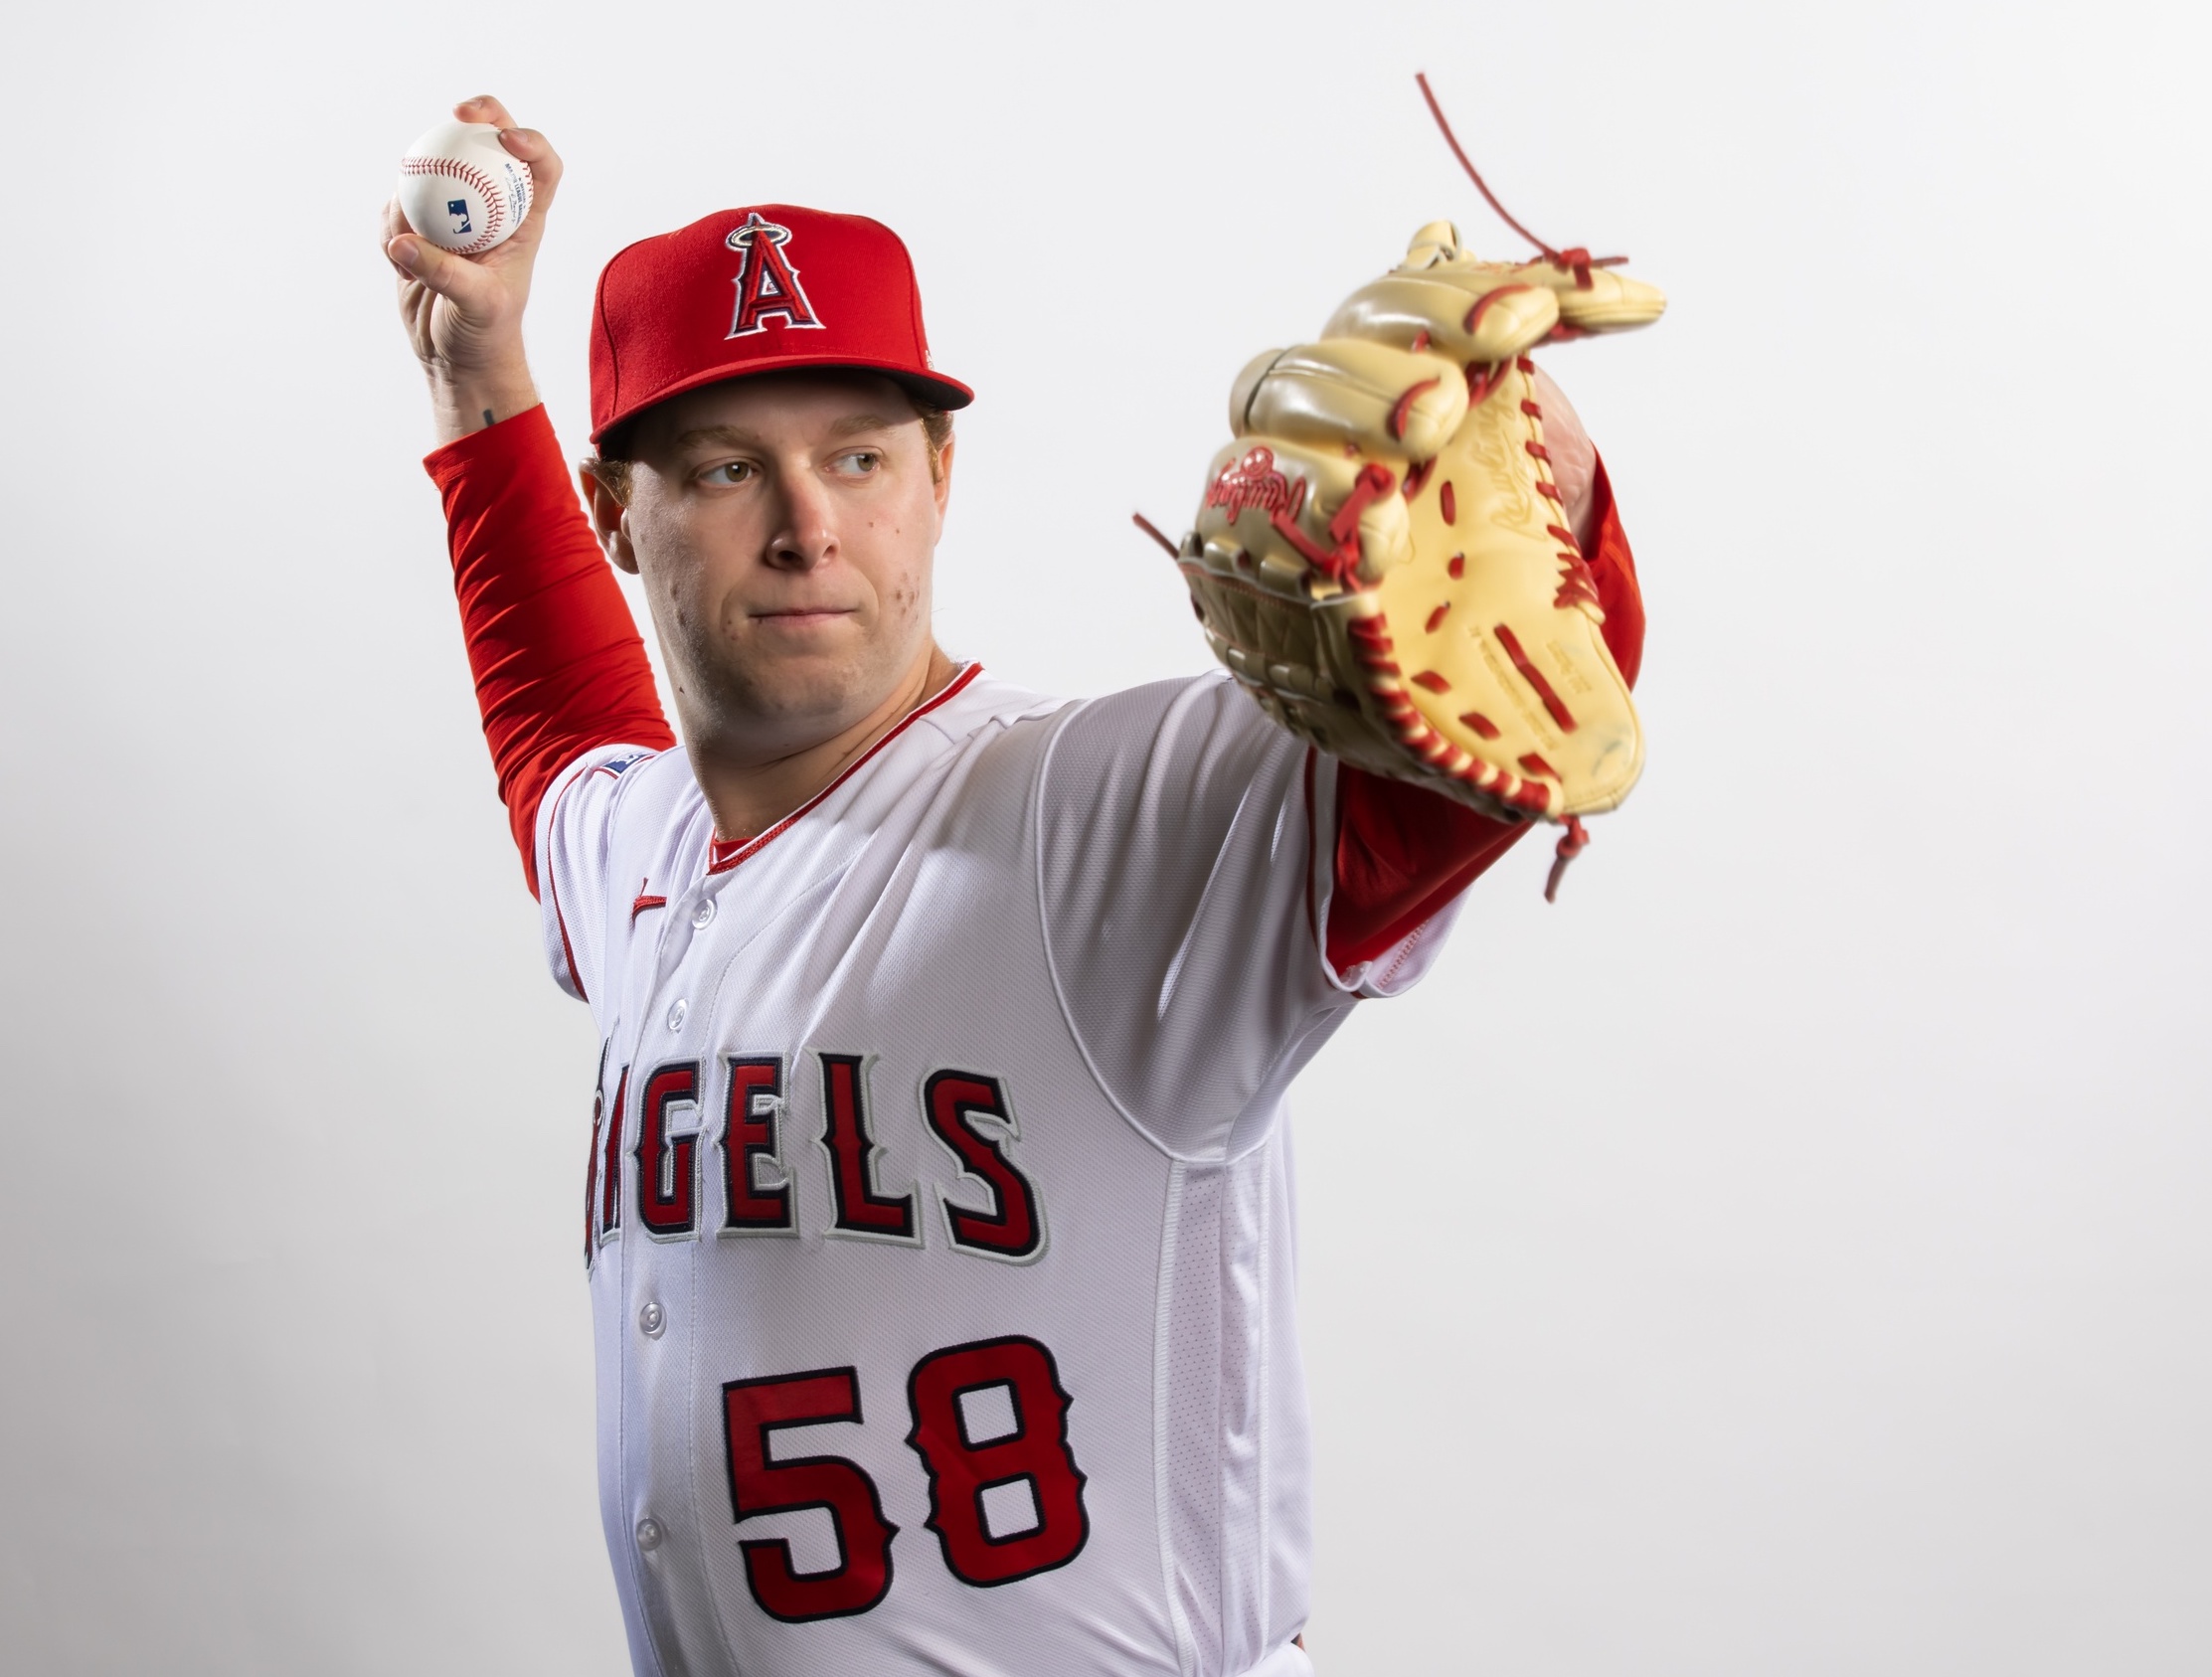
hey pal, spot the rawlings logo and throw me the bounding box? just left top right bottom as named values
left=1206, top=446, right=1308, bottom=525
left=726, top=212, right=825, bottom=339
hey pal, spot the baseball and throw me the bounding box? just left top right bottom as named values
left=397, top=120, right=532, bottom=256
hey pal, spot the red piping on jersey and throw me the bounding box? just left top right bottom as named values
left=631, top=883, right=668, bottom=921
left=706, top=664, right=985, bottom=875
left=553, top=900, right=586, bottom=1002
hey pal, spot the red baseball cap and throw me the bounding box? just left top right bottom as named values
left=589, top=204, right=973, bottom=445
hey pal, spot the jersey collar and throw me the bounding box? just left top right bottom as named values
left=704, top=662, right=985, bottom=875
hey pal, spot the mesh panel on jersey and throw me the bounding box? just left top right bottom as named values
left=1218, top=1144, right=1270, bottom=1670
left=1162, top=1162, right=1225, bottom=1668
left=1160, top=1149, right=1279, bottom=1676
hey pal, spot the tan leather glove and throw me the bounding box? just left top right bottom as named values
left=1174, top=223, right=1664, bottom=830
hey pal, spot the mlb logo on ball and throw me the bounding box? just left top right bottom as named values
left=396, top=120, right=533, bottom=257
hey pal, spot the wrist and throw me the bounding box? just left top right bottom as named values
left=425, top=359, right=541, bottom=444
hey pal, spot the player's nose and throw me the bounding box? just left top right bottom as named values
left=761, top=464, right=837, bottom=572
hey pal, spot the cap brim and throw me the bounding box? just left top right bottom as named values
left=593, top=353, right=973, bottom=445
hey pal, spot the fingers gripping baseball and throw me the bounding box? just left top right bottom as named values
left=443, top=95, right=564, bottom=241
left=385, top=96, right=560, bottom=432
left=384, top=206, right=478, bottom=299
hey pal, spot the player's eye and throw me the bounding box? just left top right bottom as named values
left=833, top=450, right=882, bottom=477
left=699, top=460, right=756, bottom=486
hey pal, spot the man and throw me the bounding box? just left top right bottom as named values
left=384, top=94, right=1645, bottom=1677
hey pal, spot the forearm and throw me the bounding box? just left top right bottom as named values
left=426, top=406, right=674, bottom=892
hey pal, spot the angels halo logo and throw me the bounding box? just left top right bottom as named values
left=725, top=212, right=825, bottom=339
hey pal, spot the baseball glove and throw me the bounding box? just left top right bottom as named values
left=1164, top=216, right=1664, bottom=890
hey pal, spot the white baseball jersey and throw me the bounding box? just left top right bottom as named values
left=544, top=663, right=1463, bottom=1677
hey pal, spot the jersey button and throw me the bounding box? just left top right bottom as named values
left=638, top=1300, right=666, bottom=1338
left=635, top=1517, right=663, bottom=1553
left=690, top=898, right=716, bottom=929
left=666, top=998, right=687, bottom=1032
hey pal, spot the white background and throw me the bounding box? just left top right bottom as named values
left=2, top=1, right=2206, bottom=1671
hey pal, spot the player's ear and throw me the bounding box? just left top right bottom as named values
left=932, top=433, right=954, bottom=516
left=579, top=461, right=640, bottom=575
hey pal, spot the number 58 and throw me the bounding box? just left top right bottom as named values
left=722, top=1334, right=1090, bottom=1622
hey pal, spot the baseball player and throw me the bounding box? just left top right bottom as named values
left=383, top=93, right=1655, bottom=1677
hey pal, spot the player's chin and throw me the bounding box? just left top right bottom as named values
left=738, top=612, right=868, bottom=679
left=728, top=637, right=889, bottom=722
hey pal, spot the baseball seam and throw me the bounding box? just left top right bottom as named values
left=401, top=155, right=511, bottom=256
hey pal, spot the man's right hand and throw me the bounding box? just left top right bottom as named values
left=383, top=94, right=561, bottom=442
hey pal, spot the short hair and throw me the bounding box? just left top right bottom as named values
left=584, top=384, right=952, bottom=505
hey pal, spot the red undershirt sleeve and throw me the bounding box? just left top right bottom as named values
left=424, top=405, right=675, bottom=897
left=1326, top=453, right=1647, bottom=969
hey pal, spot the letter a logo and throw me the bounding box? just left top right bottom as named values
left=726, top=213, right=825, bottom=339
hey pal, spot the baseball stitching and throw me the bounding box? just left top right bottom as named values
left=401, top=155, right=512, bottom=256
